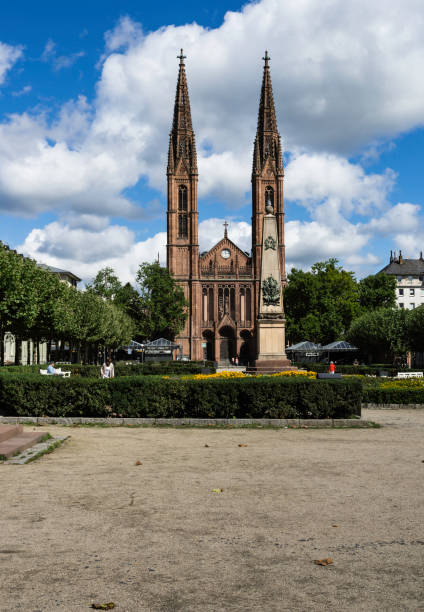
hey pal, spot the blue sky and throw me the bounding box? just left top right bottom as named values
left=0, top=0, right=423, bottom=284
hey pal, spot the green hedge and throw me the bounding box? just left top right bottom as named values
left=0, top=374, right=362, bottom=419
left=363, top=387, right=424, bottom=404
left=293, top=363, right=424, bottom=376
left=0, top=361, right=214, bottom=377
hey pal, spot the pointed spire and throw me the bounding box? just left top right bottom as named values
left=253, top=51, right=283, bottom=174
left=168, top=49, right=197, bottom=175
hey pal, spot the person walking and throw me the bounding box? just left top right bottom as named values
left=101, top=358, right=115, bottom=379
left=328, top=361, right=336, bottom=374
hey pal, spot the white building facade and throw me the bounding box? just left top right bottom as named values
left=379, top=251, right=424, bottom=310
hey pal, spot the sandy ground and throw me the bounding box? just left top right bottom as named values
left=0, top=410, right=423, bottom=612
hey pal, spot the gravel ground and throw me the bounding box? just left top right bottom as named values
left=0, top=409, right=423, bottom=612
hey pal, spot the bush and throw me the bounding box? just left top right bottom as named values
left=0, top=361, right=214, bottom=378
left=0, top=374, right=362, bottom=419
left=292, top=363, right=424, bottom=376
left=363, top=386, right=424, bottom=404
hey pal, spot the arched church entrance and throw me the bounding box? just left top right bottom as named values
left=202, top=330, right=214, bottom=361
left=219, top=326, right=236, bottom=363
left=239, top=330, right=252, bottom=365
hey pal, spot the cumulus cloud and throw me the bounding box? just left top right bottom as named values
left=285, top=152, right=396, bottom=217
left=3, top=2, right=424, bottom=278
left=18, top=222, right=167, bottom=284
left=0, top=41, right=23, bottom=85
left=199, top=218, right=252, bottom=252
left=285, top=218, right=369, bottom=268
left=1, top=0, right=424, bottom=220
left=364, top=202, right=421, bottom=235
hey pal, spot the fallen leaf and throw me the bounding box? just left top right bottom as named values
left=314, top=558, right=333, bottom=566
left=211, top=488, right=224, bottom=493
left=238, top=444, right=248, bottom=447
left=204, top=444, right=210, bottom=448
left=91, top=604, right=115, bottom=610
left=135, top=461, right=142, bottom=466
left=332, top=524, right=339, bottom=528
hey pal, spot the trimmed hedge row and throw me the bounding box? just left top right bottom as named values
left=0, top=374, right=362, bottom=419
left=0, top=361, right=213, bottom=377
left=362, top=386, right=424, bottom=404
left=293, top=363, right=424, bottom=376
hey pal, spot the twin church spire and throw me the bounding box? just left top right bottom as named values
left=167, top=49, right=197, bottom=175
left=253, top=50, right=283, bottom=176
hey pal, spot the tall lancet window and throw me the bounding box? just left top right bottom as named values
left=265, top=186, right=274, bottom=209
left=178, top=185, right=188, bottom=238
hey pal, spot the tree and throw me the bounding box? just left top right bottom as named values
left=346, top=307, right=407, bottom=363
left=358, top=273, right=396, bottom=311
left=114, top=282, right=145, bottom=338
left=405, top=305, right=424, bottom=352
left=0, top=244, right=40, bottom=364
left=284, top=259, right=360, bottom=345
left=136, top=262, right=188, bottom=340
left=87, top=267, right=122, bottom=301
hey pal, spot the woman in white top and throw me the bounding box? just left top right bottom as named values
left=101, top=358, right=115, bottom=379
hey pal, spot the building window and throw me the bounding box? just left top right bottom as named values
left=421, top=288, right=424, bottom=296
left=178, top=185, right=188, bottom=211
left=178, top=214, right=188, bottom=238
left=408, top=275, right=413, bottom=281
left=410, top=288, right=415, bottom=296
left=398, top=288, right=404, bottom=296
left=409, top=303, right=415, bottom=309
left=399, top=303, right=404, bottom=308
left=397, top=276, right=402, bottom=282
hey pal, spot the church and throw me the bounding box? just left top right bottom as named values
left=166, top=51, right=287, bottom=364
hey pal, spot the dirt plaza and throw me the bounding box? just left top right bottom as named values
left=0, top=409, right=423, bottom=612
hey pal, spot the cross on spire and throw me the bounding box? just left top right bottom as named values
left=177, top=49, right=186, bottom=64
left=223, top=220, right=229, bottom=238
left=262, top=50, right=270, bottom=66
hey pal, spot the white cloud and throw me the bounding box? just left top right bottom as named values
left=199, top=218, right=251, bottom=252
left=285, top=218, right=369, bottom=269
left=0, top=41, right=23, bottom=85
left=11, top=85, right=32, bottom=97
left=18, top=222, right=167, bottom=285
left=364, top=202, right=421, bottom=235
left=41, top=38, right=85, bottom=71
left=285, top=152, right=395, bottom=217
left=1, top=1, right=424, bottom=220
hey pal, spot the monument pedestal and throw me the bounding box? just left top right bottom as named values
left=248, top=317, right=293, bottom=373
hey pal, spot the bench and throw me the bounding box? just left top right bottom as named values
left=395, top=372, right=423, bottom=379
left=40, top=368, right=71, bottom=377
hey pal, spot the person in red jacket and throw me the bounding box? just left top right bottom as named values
left=329, top=361, right=336, bottom=374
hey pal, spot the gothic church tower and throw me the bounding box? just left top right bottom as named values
left=166, top=50, right=201, bottom=359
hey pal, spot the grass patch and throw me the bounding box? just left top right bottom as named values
left=25, top=438, right=68, bottom=464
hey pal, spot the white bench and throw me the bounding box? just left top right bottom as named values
left=40, top=368, right=71, bottom=377
left=395, top=371, right=423, bottom=379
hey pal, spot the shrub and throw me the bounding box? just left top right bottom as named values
left=0, top=374, right=362, bottom=419
left=0, top=361, right=213, bottom=378
left=363, top=386, right=424, bottom=404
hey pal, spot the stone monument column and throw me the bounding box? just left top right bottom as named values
left=251, top=204, right=292, bottom=372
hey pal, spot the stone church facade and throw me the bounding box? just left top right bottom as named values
left=166, top=51, right=286, bottom=363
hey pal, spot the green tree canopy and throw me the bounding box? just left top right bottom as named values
left=358, top=273, right=396, bottom=311
left=405, top=305, right=424, bottom=352
left=136, top=262, right=188, bottom=340
left=86, top=267, right=122, bottom=301
left=284, top=259, right=360, bottom=345
left=346, top=307, right=407, bottom=363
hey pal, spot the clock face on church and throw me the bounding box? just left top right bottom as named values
left=221, top=249, right=231, bottom=259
